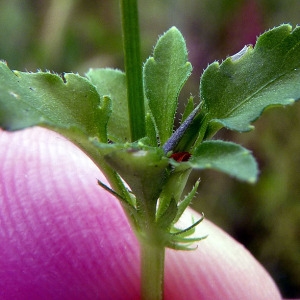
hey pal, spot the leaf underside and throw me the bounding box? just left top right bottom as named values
left=86, top=68, right=130, bottom=143
left=172, top=140, right=258, bottom=183
left=200, top=24, right=300, bottom=135
left=0, top=62, right=109, bottom=142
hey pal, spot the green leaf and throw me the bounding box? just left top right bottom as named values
left=0, top=61, right=109, bottom=142
left=86, top=68, right=130, bottom=143
left=0, top=63, right=120, bottom=194
left=181, top=140, right=258, bottom=183
left=143, top=26, right=192, bottom=144
left=200, top=24, right=300, bottom=135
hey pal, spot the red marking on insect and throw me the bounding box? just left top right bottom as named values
left=170, top=152, right=191, bottom=162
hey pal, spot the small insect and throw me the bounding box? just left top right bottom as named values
left=170, top=151, right=191, bottom=162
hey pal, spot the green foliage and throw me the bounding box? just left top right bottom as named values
left=200, top=24, right=300, bottom=137
left=1, top=24, right=300, bottom=256
left=144, top=27, right=192, bottom=144
left=86, top=68, right=130, bottom=143
left=182, top=141, right=257, bottom=183
left=0, top=62, right=110, bottom=142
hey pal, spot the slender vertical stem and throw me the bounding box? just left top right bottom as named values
left=120, top=2, right=164, bottom=299
left=120, top=0, right=146, bottom=141
left=140, top=242, right=165, bottom=300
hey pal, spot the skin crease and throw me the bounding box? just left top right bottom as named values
left=0, top=127, right=282, bottom=300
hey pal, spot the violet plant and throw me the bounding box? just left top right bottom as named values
left=1, top=1, right=300, bottom=299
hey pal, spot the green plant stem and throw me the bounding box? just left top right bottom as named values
left=140, top=241, right=165, bottom=300
left=120, top=0, right=146, bottom=141
left=120, top=2, right=164, bottom=298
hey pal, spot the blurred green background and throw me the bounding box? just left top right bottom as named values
left=1, top=0, right=299, bottom=297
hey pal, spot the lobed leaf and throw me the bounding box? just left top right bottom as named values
left=200, top=24, right=300, bottom=135
left=143, top=26, right=192, bottom=144
left=175, top=140, right=258, bottom=183
left=0, top=61, right=109, bottom=142
left=86, top=68, right=130, bottom=143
